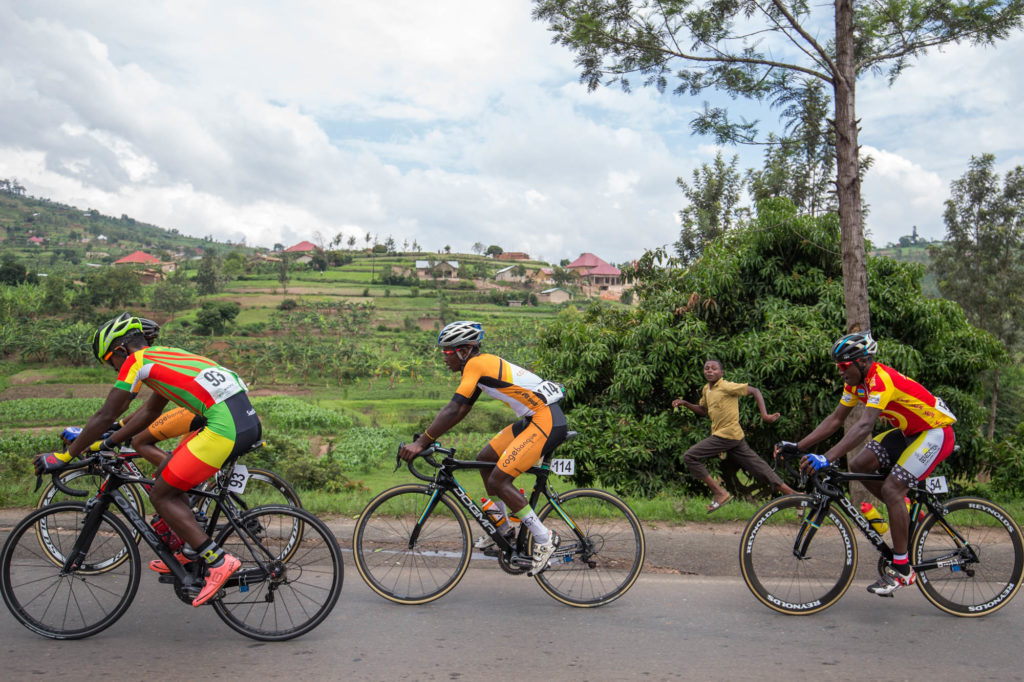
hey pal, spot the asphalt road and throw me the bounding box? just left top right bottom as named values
left=1, top=549, right=1022, bottom=681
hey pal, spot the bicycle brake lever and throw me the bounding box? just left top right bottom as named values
left=394, top=444, right=403, bottom=473
left=34, top=473, right=42, bottom=492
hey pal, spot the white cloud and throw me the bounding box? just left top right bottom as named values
left=2, top=2, right=1023, bottom=264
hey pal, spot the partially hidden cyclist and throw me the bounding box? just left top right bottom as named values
left=398, top=321, right=568, bottom=576
left=91, top=317, right=207, bottom=467
left=33, top=312, right=262, bottom=606
left=779, top=331, right=956, bottom=596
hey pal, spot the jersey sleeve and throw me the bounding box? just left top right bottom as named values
left=112, top=349, right=145, bottom=394
left=453, top=356, right=485, bottom=403
left=839, top=384, right=858, bottom=407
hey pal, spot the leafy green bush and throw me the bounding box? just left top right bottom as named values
left=252, top=396, right=353, bottom=434
left=537, top=198, right=1004, bottom=495
left=253, top=435, right=349, bottom=492
left=327, top=427, right=397, bottom=472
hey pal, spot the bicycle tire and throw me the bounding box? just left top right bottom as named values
left=912, top=496, right=1024, bottom=617
left=739, top=494, right=858, bottom=615
left=352, top=484, right=472, bottom=605
left=1, top=502, right=140, bottom=639
left=37, top=469, right=147, bottom=562
left=212, top=505, right=343, bottom=641
left=196, top=467, right=302, bottom=518
left=534, top=488, right=646, bottom=607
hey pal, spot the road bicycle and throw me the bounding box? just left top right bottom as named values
left=352, top=434, right=645, bottom=607
left=34, top=439, right=301, bottom=569
left=1, top=447, right=342, bottom=641
left=739, top=448, right=1023, bottom=616
left=38, top=435, right=302, bottom=518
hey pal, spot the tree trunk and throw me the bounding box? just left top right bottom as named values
left=833, top=0, right=871, bottom=334
left=988, top=366, right=1000, bottom=440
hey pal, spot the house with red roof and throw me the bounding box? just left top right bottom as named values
left=284, top=241, right=318, bottom=253
left=566, top=253, right=622, bottom=288
left=114, top=251, right=160, bottom=265
left=113, top=251, right=176, bottom=280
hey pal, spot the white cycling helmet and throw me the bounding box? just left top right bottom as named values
left=437, top=320, right=484, bottom=348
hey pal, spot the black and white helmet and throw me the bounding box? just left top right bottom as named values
left=437, top=320, right=484, bottom=348
left=831, top=331, right=878, bottom=362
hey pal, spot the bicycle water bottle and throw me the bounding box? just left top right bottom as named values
left=860, top=502, right=889, bottom=534
left=905, top=496, right=926, bottom=522
left=150, top=514, right=185, bottom=552
left=480, top=498, right=509, bottom=528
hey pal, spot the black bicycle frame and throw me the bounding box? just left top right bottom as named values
left=405, top=448, right=573, bottom=559
left=54, top=453, right=275, bottom=593
left=797, top=469, right=976, bottom=571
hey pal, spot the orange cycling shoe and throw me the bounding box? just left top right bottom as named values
left=192, top=554, right=241, bottom=607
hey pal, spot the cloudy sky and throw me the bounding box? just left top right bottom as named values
left=2, top=2, right=1022, bottom=265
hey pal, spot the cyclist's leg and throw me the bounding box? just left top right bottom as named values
left=491, top=406, right=567, bottom=573
left=152, top=396, right=261, bottom=606
left=885, top=426, right=955, bottom=556
left=132, top=406, right=203, bottom=467
left=850, top=428, right=905, bottom=499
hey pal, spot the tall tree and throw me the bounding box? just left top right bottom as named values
left=195, top=250, right=223, bottom=296
left=930, top=154, right=1024, bottom=438
left=532, top=0, right=1024, bottom=333
left=674, top=151, right=745, bottom=264
left=151, top=270, right=197, bottom=321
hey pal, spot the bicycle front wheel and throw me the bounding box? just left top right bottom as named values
left=912, top=496, right=1024, bottom=617
left=213, top=506, right=343, bottom=641
left=739, top=495, right=857, bottom=615
left=38, top=469, right=146, bottom=557
left=352, top=484, right=471, bottom=605
left=534, top=489, right=645, bottom=607
left=1, top=502, right=140, bottom=639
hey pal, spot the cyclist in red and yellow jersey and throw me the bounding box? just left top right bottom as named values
left=781, top=331, right=956, bottom=597
left=398, top=321, right=568, bottom=576
left=34, top=313, right=261, bottom=607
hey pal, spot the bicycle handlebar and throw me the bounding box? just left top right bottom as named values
left=395, top=439, right=453, bottom=483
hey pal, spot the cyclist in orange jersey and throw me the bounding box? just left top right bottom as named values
left=777, top=331, right=956, bottom=597
left=399, top=321, right=568, bottom=576
left=34, top=313, right=261, bottom=607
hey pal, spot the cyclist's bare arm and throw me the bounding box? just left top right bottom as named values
left=795, top=402, right=853, bottom=453
left=66, top=387, right=135, bottom=459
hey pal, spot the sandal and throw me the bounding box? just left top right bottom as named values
left=706, top=493, right=733, bottom=514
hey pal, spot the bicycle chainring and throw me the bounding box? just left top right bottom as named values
left=497, top=552, right=529, bottom=576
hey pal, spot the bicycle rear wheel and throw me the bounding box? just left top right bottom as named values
left=912, top=496, right=1024, bottom=617
left=352, top=484, right=471, bottom=605
left=1, top=502, right=140, bottom=639
left=534, top=488, right=645, bottom=607
left=739, top=495, right=857, bottom=615
left=213, top=506, right=343, bottom=641
left=196, top=467, right=302, bottom=518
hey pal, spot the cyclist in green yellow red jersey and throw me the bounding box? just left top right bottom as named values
left=399, top=321, right=568, bottom=576
left=33, top=313, right=261, bottom=607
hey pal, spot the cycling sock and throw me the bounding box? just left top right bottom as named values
left=517, top=506, right=550, bottom=544
left=892, top=553, right=911, bottom=575
left=196, top=539, right=225, bottom=567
